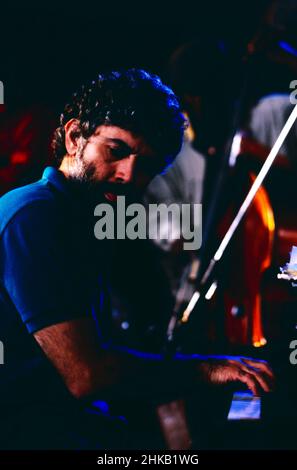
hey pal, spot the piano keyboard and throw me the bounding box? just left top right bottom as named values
left=227, top=391, right=261, bottom=421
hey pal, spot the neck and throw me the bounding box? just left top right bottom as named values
left=59, top=155, right=74, bottom=178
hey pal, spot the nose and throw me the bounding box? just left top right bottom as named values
left=114, top=155, right=137, bottom=184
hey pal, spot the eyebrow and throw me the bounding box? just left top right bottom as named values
left=104, top=137, right=156, bottom=158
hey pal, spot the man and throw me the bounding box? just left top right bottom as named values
left=0, top=69, right=273, bottom=449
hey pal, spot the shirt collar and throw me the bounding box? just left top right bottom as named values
left=42, top=166, right=68, bottom=192
left=41, top=166, right=106, bottom=208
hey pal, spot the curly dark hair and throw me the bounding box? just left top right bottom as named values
left=52, top=69, right=186, bottom=166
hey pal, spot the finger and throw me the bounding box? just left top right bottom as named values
left=241, top=357, right=274, bottom=377
left=241, top=358, right=274, bottom=381
left=240, top=362, right=274, bottom=390
left=236, top=369, right=261, bottom=396
left=240, top=365, right=272, bottom=392
left=228, top=358, right=274, bottom=386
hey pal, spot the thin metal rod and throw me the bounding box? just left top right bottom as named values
left=181, top=103, right=297, bottom=322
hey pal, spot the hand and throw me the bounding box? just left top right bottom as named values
left=197, top=356, right=274, bottom=396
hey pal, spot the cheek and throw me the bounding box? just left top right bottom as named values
left=82, top=141, right=100, bottom=164
left=82, top=143, right=114, bottom=178
left=97, top=163, right=115, bottom=180
left=90, top=161, right=116, bottom=182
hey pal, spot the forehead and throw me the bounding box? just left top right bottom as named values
left=92, top=125, right=155, bottom=156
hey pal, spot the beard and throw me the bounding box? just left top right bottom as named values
left=66, top=146, right=142, bottom=202
left=65, top=143, right=108, bottom=203
left=66, top=142, right=97, bottom=185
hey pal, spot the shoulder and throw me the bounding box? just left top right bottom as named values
left=0, top=179, right=63, bottom=235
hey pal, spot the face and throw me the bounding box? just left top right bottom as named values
left=63, top=122, right=164, bottom=202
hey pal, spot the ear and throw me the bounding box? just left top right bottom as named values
left=64, top=118, right=82, bottom=156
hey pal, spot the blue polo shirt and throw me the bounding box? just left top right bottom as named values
left=0, top=167, right=109, bottom=412
left=0, top=166, right=176, bottom=448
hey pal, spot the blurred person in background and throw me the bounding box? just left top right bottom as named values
left=144, top=39, right=234, bottom=298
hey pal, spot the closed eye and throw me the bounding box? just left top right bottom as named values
left=108, top=144, right=132, bottom=160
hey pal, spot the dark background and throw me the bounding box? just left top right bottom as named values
left=1, top=1, right=272, bottom=112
